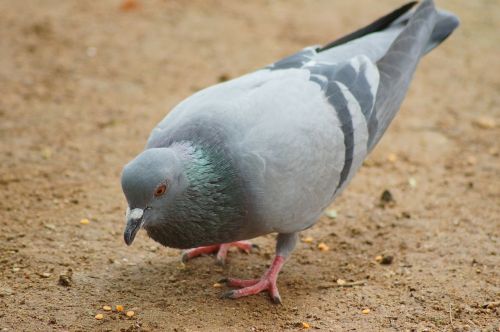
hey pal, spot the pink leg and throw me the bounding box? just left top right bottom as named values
left=221, top=255, right=286, bottom=304
left=181, top=241, right=257, bottom=265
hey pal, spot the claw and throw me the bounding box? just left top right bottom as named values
left=218, top=278, right=229, bottom=284
left=272, top=295, right=282, bottom=305
left=220, top=290, right=236, bottom=299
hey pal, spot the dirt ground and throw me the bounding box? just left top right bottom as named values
left=0, top=0, right=498, bottom=331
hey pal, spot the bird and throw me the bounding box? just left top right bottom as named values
left=121, top=0, right=459, bottom=304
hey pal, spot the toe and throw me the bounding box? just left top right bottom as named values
left=271, top=294, right=282, bottom=305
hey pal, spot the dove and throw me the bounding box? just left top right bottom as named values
left=121, top=0, right=458, bottom=303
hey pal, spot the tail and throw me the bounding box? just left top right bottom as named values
left=366, top=0, right=459, bottom=150
left=424, top=8, right=460, bottom=54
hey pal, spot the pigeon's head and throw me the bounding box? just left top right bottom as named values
left=120, top=147, right=187, bottom=246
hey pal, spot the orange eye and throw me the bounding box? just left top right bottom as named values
left=154, top=184, right=167, bottom=197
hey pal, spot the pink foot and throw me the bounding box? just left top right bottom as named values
left=181, top=241, right=257, bottom=265
left=220, top=255, right=285, bottom=304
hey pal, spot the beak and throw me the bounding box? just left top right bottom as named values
left=124, top=208, right=144, bottom=246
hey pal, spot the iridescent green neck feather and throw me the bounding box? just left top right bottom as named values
left=145, top=142, right=248, bottom=248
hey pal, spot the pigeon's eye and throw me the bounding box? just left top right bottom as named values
left=154, top=184, right=167, bottom=197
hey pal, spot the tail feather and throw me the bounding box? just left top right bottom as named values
left=424, top=9, right=460, bottom=54
left=367, top=0, right=459, bottom=150
left=317, top=1, right=417, bottom=52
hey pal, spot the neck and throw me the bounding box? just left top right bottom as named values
left=146, top=141, right=247, bottom=248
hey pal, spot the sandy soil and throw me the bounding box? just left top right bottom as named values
left=0, top=0, right=498, bottom=331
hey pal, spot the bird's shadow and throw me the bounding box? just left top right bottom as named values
left=105, top=241, right=367, bottom=310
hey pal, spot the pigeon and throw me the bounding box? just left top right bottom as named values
left=121, top=0, right=459, bottom=303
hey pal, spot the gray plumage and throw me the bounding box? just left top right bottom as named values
left=121, top=0, right=458, bottom=299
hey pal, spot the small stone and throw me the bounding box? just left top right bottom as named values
left=362, top=308, right=371, bottom=314
left=217, top=73, right=230, bottom=82
left=380, top=189, right=395, bottom=207
left=40, top=272, right=51, bottom=278
left=401, top=211, right=411, bottom=219
left=336, top=279, right=346, bottom=285
left=80, top=218, right=90, bottom=225
left=376, top=255, right=393, bottom=265
left=126, top=310, right=135, bottom=317
left=58, top=275, right=71, bottom=287
left=95, top=314, right=104, bottom=320
left=44, top=223, right=56, bottom=230
left=0, top=287, right=14, bottom=297
left=102, top=305, right=112, bottom=311
left=408, top=177, right=417, bottom=188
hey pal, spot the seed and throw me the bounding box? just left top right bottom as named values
left=466, top=156, right=477, bottom=165
left=302, top=236, right=314, bottom=244
left=80, top=218, right=90, bottom=225
left=213, top=283, right=222, bottom=288
left=317, top=242, right=329, bottom=251
left=95, top=314, right=104, bottom=320
left=126, top=310, right=135, bottom=317
left=115, top=305, right=124, bottom=312
left=473, top=116, right=496, bottom=129
left=387, top=153, right=398, bottom=163
left=362, top=308, right=371, bottom=314
left=102, top=305, right=111, bottom=311
left=324, top=209, right=337, bottom=219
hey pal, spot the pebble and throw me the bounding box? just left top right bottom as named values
left=102, top=305, right=112, bottom=311
left=126, top=311, right=135, bottom=317
left=95, top=313, right=104, bottom=320
left=362, top=308, right=371, bottom=314
left=375, top=255, right=394, bottom=265
left=408, top=177, right=417, bottom=188
left=80, top=218, right=90, bottom=225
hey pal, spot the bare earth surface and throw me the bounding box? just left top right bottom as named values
left=0, top=0, right=498, bottom=331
